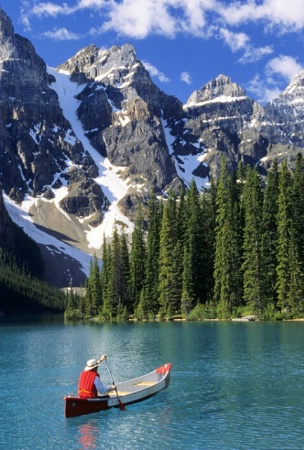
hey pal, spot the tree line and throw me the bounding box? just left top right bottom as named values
left=0, top=248, right=67, bottom=314
left=66, top=154, right=304, bottom=321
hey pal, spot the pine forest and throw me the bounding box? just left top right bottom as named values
left=67, top=154, right=304, bottom=321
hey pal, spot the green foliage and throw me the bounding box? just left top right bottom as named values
left=276, top=160, right=293, bottom=311
left=129, top=206, right=146, bottom=309
left=187, top=301, right=217, bottom=320
left=241, top=167, right=263, bottom=314
left=261, top=160, right=279, bottom=309
left=143, top=189, right=161, bottom=315
left=64, top=307, right=84, bottom=320
left=158, top=198, right=177, bottom=317
left=66, top=155, right=304, bottom=321
left=0, top=250, right=66, bottom=314
left=213, top=157, right=242, bottom=317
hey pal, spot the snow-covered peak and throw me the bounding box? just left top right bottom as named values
left=283, top=69, right=304, bottom=97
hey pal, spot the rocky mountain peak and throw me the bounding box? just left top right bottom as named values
left=0, top=8, right=17, bottom=60
left=58, top=43, right=139, bottom=85
left=59, top=41, right=182, bottom=209
left=186, top=74, right=247, bottom=106
left=263, top=69, right=304, bottom=150
left=0, top=8, right=49, bottom=87
left=283, top=69, right=304, bottom=96
left=59, top=44, right=99, bottom=73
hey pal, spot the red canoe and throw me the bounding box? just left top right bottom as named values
left=64, top=363, right=172, bottom=418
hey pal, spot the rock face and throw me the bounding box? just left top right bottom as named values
left=264, top=70, right=304, bottom=147
left=58, top=43, right=184, bottom=206
left=260, top=71, right=304, bottom=171
left=0, top=9, right=105, bottom=226
left=182, top=74, right=266, bottom=178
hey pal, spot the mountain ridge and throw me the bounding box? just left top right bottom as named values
left=0, top=6, right=304, bottom=287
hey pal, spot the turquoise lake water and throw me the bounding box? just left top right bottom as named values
left=1, top=318, right=304, bottom=449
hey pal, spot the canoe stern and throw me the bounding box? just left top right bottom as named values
left=64, top=395, right=109, bottom=418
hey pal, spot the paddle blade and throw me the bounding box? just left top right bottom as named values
left=118, top=399, right=126, bottom=411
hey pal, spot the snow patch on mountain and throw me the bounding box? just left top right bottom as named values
left=48, top=67, right=134, bottom=241
left=184, top=95, right=248, bottom=110
left=3, top=192, right=92, bottom=277
left=3, top=67, right=136, bottom=279
left=161, top=117, right=209, bottom=190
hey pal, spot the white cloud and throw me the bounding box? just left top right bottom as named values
left=77, top=0, right=106, bottom=7
left=19, top=0, right=304, bottom=72
left=20, top=0, right=106, bottom=29
left=174, top=0, right=217, bottom=35
left=220, top=0, right=304, bottom=31
left=102, top=0, right=178, bottom=38
left=21, top=0, right=218, bottom=39
left=219, top=28, right=250, bottom=52
left=43, top=28, right=81, bottom=41
left=21, top=0, right=304, bottom=46
left=219, top=28, right=273, bottom=63
left=247, top=55, right=303, bottom=104
left=247, top=74, right=281, bottom=104
left=31, top=3, right=73, bottom=17
left=239, top=45, right=273, bottom=63
left=24, top=0, right=106, bottom=17
left=143, top=61, right=170, bottom=83
left=181, top=72, right=192, bottom=84
left=265, top=55, right=303, bottom=82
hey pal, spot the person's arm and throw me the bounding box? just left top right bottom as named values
left=94, top=376, right=115, bottom=395
left=97, top=354, right=107, bottom=364
left=94, top=376, right=108, bottom=395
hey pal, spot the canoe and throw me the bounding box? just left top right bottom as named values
left=64, top=363, right=172, bottom=418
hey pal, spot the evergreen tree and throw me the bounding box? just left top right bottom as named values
left=119, top=228, right=131, bottom=312
left=129, top=205, right=146, bottom=309
left=0, top=248, right=67, bottom=314
left=241, top=167, right=263, bottom=314
left=66, top=286, right=77, bottom=311
left=181, top=244, right=195, bottom=315
left=184, top=180, right=205, bottom=303
left=166, top=189, right=179, bottom=247
left=200, top=179, right=217, bottom=302
left=213, top=157, right=242, bottom=317
left=84, top=273, right=94, bottom=318
left=261, top=160, right=279, bottom=309
left=158, top=190, right=185, bottom=317
left=100, top=235, right=114, bottom=319
left=170, top=240, right=184, bottom=313
left=288, top=226, right=304, bottom=314
left=276, top=161, right=292, bottom=312
left=176, top=187, right=187, bottom=246
left=285, top=153, right=304, bottom=313
left=158, top=205, right=176, bottom=317
left=143, top=189, right=161, bottom=316
left=135, top=287, right=150, bottom=319
left=109, top=227, right=125, bottom=315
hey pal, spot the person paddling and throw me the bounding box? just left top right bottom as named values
left=78, top=355, right=116, bottom=399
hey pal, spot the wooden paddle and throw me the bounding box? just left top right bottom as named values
left=105, top=359, right=126, bottom=411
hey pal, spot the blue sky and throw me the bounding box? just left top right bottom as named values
left=2, top=0, right=304, bottom=104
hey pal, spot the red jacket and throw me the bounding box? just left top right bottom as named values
left=78, top=371, right=99, bottom=398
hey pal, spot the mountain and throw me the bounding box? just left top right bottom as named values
left=0, top=186, right=44, bottom=280
left=0, top=7, right=303, bottom=287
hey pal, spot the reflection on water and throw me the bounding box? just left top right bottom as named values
left=78, top=422, right=99, bottom=449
